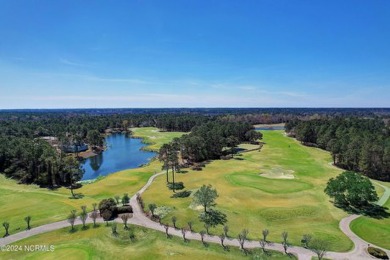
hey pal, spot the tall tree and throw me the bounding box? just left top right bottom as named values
left=193, top=184, right=218, bottom=213
left=325, top=171, right=378, bottom=208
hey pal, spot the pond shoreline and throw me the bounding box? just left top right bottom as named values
left=80, top=133, right=156, bottom=181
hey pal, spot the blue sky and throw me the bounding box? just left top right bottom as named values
left=0, top=0, right=389, bottom=108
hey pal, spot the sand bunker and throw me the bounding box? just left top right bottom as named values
left=260, top=167, right=295, bottom=179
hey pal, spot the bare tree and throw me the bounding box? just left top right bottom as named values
left=259, top=239, right=267, bottom=252
left=262, top=229, right=269, bottom=242
left=24, top=216, right=32, bottom=230
left=188, top=221, right=193, bottom=232
left=309, top=238, right=329, bottom=260
left=164, top=224, right=169, bottom=238
left=238, top=229, right=249, bottom=251
left=90, top=211, right=99, bottom=228
left=204, top=223, right=210, bottom=235
left=2, top=221, right=10, bottom=237
left=200, top=230, right=206, bottom=245
left=171, top=216, right=177, bottom=229
left=219, top=233, right=226, bottom=249
left=81, top=205, right=87, bottom=214
left=80, top=211, right=88, bottom=229
left=223, top=224, right=229, bottom=238
left=67, top=210, right=77, bottom=231
left=282, top=231, right=289, bottom=254
left=181, top=228, right=187, bottom=242
left=121, top=213, right=130, bottom=230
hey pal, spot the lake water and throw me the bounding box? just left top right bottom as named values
left=81, top=133, right=156, bottom=180
left=255, top=126, right=285, bottom=131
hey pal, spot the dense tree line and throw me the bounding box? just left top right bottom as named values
left=0, top=136, right=83, bottom=187
left=163, top=121, right=262, bottom=164
left=286, top=117, right=390, bottom=181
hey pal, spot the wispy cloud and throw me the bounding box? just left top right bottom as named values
left=59, top=58, right=89, bottom=67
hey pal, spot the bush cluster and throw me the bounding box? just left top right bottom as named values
left=171, top=190, right=191, bottom=198
left=368, top=247, right=389, bottom=259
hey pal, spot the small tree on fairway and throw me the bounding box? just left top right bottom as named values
left=171, top=216, right=177, bottom=229
left=262, top=229, right=269, bottom=242
left=200, top=230, right=206, bottom=245
left=238, top=229, right=249, bottom=250
left=92, top=203, right=97, bottom=211
left=219, top=233, right=226, bottom=249
left=259, top=239, right=267, bottom=252
left=193, top=184, right=218, bottom=213
left=122, top=193, right=130, bottom=205
left=67, top=210, right=77, bottom=231
left=114, top=195, right=120, bottom=205
left=223, top=225, right=229, bottom=237
left=148, top=203, right=157, bottom=217
left=204, top=223, right=210, bottom=235
left=309, top=238, right=329, bottom=260
left=188, top=221, right=193, bottom=232
left=2, top=222, right=10, bottom=237
left=302, top=234, right=312, bottom=248
left=164, top=224, right=169, bottom=238
left=111, top=222, right=118, bottom=236
left=81, top=205, right=87, bottom=214
left=24, top=216, right=31, bottom=230
left=121, top=214, right=130, bottom=230
left=282, top=231, right=289, bottom=254
left=90, top=211, right=99, bottom=228
left=80, top=211, right=88, bottom=229
left=181, top=228, right=187, bottom=242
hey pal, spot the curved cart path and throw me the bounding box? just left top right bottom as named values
left=1, top=172, right=389, bottom=260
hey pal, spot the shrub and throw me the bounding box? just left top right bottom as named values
left=171, top=190, right=192, bottom=198
left=115, top=205, right=133, bottom=214
left=99, top=198, right=117, bottom=219
left=167, top=182, right=185, bottom=190
left=368, top=247, right=389, bottom=259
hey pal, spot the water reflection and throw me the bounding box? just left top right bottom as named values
left=81, top=134, right=156, bottom=180
left=89, top=152, right=103, bottom=171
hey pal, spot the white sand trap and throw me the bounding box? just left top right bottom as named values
left=260, top=167, right=295, bottom=179
left=149, top=136, right=157, bottom=139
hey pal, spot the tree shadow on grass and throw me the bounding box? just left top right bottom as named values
left=336, top=203, right=389, bottom=219
left=68, top=193, right=84, bottom=199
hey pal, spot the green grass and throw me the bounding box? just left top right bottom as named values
left=142, top=131, right=353, bottom=252
left=0, top=128, right=184, bottom=235
left=131, top=127, right=185, bottom=152
left=350, top=181, right=390, bottom=250
left=0, top=224, right=293, bottom=260
left=226, top=173, right=312, bottom=194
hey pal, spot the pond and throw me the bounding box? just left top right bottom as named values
left=81, top=133, right=156, bottom=180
